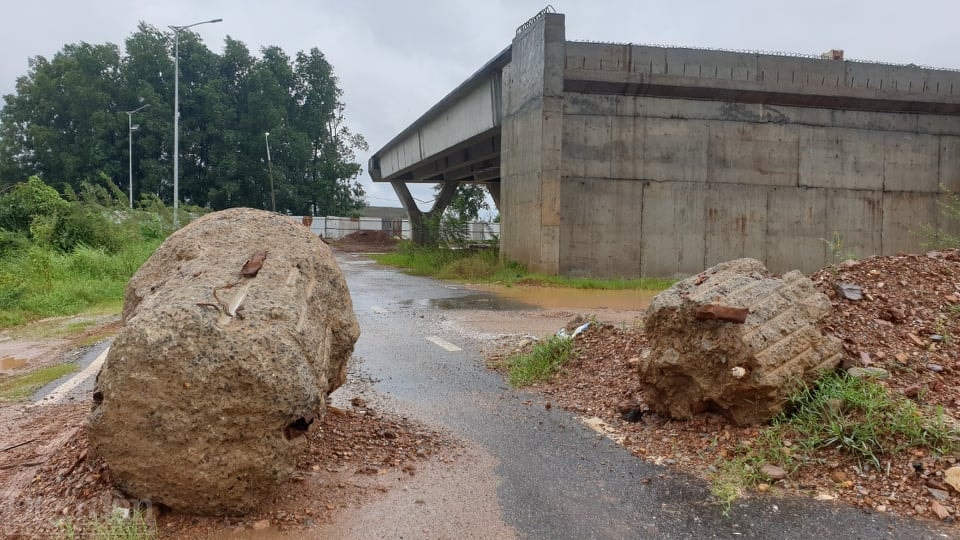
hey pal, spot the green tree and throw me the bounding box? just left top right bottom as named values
left=293, top=48, right=367, bottom=216
left=439, top=184, right=490, bottom=222
left=0, top=25, right=367, bottom=217
left=0, top=43, right=123, bottom=191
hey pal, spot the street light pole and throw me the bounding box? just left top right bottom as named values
left=265, top=132, right=276, bottom=212
left=126, top=103, right=149, bottom=209
left=170, top=17, right=222, bottom=227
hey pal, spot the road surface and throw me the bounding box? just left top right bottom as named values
left=324, top=253, right=951, bottom=539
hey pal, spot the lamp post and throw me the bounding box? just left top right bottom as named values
left=265, top=132, right=276, bottom=212
left=126, top=103, right=149, bottom=209
left=170, top=17, right=222, bottom=227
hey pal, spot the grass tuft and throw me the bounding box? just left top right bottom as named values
left=0, top=362, right=79, bottom=402
left=58, top=508, right=156, bottom=540
left=373, top=243, right=674, bottom=290
left=710, top=371, right=959, bottom=508
left=501, top=336, right=574, bottom=387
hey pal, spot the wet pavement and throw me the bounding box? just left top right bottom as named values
left=340, top=253, right=954, bottom=540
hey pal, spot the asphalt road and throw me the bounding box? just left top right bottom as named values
left=339, top=253, right=954, bottom=540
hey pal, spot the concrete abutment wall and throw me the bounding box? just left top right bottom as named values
left=500, top=13, right=960, bottom=278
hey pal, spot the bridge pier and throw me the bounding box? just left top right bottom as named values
left=485, top=182, right=501, bottom=212
left=391, top=180, right=460, bottom=244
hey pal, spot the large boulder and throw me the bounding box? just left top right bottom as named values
left=639, top=258, right=841, bottom=426
left=86, top=208, right=360, bottom=515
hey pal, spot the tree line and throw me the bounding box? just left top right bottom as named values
left=0, top=23, right=367, bottom=217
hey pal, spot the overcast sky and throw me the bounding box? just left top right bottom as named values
left=2, top=0, right=959, bottom=212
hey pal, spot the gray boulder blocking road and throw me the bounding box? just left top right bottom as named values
left=86, top=208, right=359, bottom=515
left=640, top=258, right=843, bottom=425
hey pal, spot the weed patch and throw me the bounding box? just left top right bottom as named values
left=57, top=508, right=155, bottom=540
left=0, top=362, right=78, bottom=402
left=710, top=371, right=959, bottom=507
left=373, top=243, right=673, bottom=290
left=501, top=336, right=574, bottom=387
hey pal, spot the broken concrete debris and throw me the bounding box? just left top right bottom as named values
left=638, top=258, right=843, bottom=426
left=834, top=282, right=863, bottom=301
left=86, top=208, right=360, bottom=515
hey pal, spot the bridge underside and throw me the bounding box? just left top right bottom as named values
left=386, top=130, right=501, bottom=240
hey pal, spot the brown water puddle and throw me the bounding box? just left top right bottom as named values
left=0, top=357, right=27, bottom=370
left=0, top=340, right=69, bottom=372
left=471, top=284, right=657, bottom=311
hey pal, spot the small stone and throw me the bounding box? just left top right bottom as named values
left=894, top=352, right=910, bottom=363
left=757, top=483, right=770, bottom=493
left=760, top=464, right=787, bottom=480
left=835, top=282, right=862, bottom=301
left=414, top=499, right=426, bottom=505
left=847, top=366, right=890, bottom=379
left=544, top=402, right=552, bottom=410
left=903, top=384, right=922, bottom=399
left=946, top=295, right=959, bottom=303
left=927, top=487, right=950, bottom=501
left=858, top=351, right=872, bottom=366
left=350, top=397, right=367, bottom=408
left=625, top=357, right=641, bottom=368
left=927, top=478, right=949, bottom=491
left=829, top=471, right=848, bottom=483
left=379, top=429, right=398, bottom=439
left=875, top=504, right=887, bottom=512
left=880, top=307, right=905, bottom=323
left=252, top=519, right=271, bottom=531
left=931, top=335, right=945, bottom=343
left=927, top=364, right=945, bottom=373
left=907, top=333, right=926, bottom=347
left=932, top=500, right=951, bottom=520
left=944, top=466, right=960, bottom=492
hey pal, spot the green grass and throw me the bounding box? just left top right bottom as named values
left=0, top=362, right=78, bottom=402
left=500, top=336, right=574, bottom=387
left=372, top=243, right=674, bottom=290
left=710, top=371, right=959, bottom=510
left=58, top=508, right=155, bottom=540
left=0, top=240, right=160, bottom=328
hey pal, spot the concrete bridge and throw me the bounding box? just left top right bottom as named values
left=369, top=9, right=960, bottom=277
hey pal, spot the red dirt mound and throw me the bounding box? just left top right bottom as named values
left=331, top=230, right=399, bottom=252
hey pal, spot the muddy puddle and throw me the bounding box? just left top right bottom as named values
left=0, top=357, right=27, bottom=371
left=472, top=284, right=658, bottom=311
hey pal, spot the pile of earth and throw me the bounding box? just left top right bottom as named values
left=330, top=230, right=399, bottom=252
left=498, top=250, right=960, bottom=525
left=0, top=394, right=458, bottom=539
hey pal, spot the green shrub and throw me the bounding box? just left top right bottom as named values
left=0, top=230, right=30, bottom=257
left=53, top=205, right=122, bottom=252
left=0, top=176, right=69, bottom=234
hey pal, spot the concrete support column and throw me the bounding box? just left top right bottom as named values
left=485, top=181, right=501, bottom=211
left=390, top=180, right=461, bottom=244
left=500, top=12, right=565, bottom=273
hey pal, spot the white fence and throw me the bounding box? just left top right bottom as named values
left=291, top=216, right=499, bottom=242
